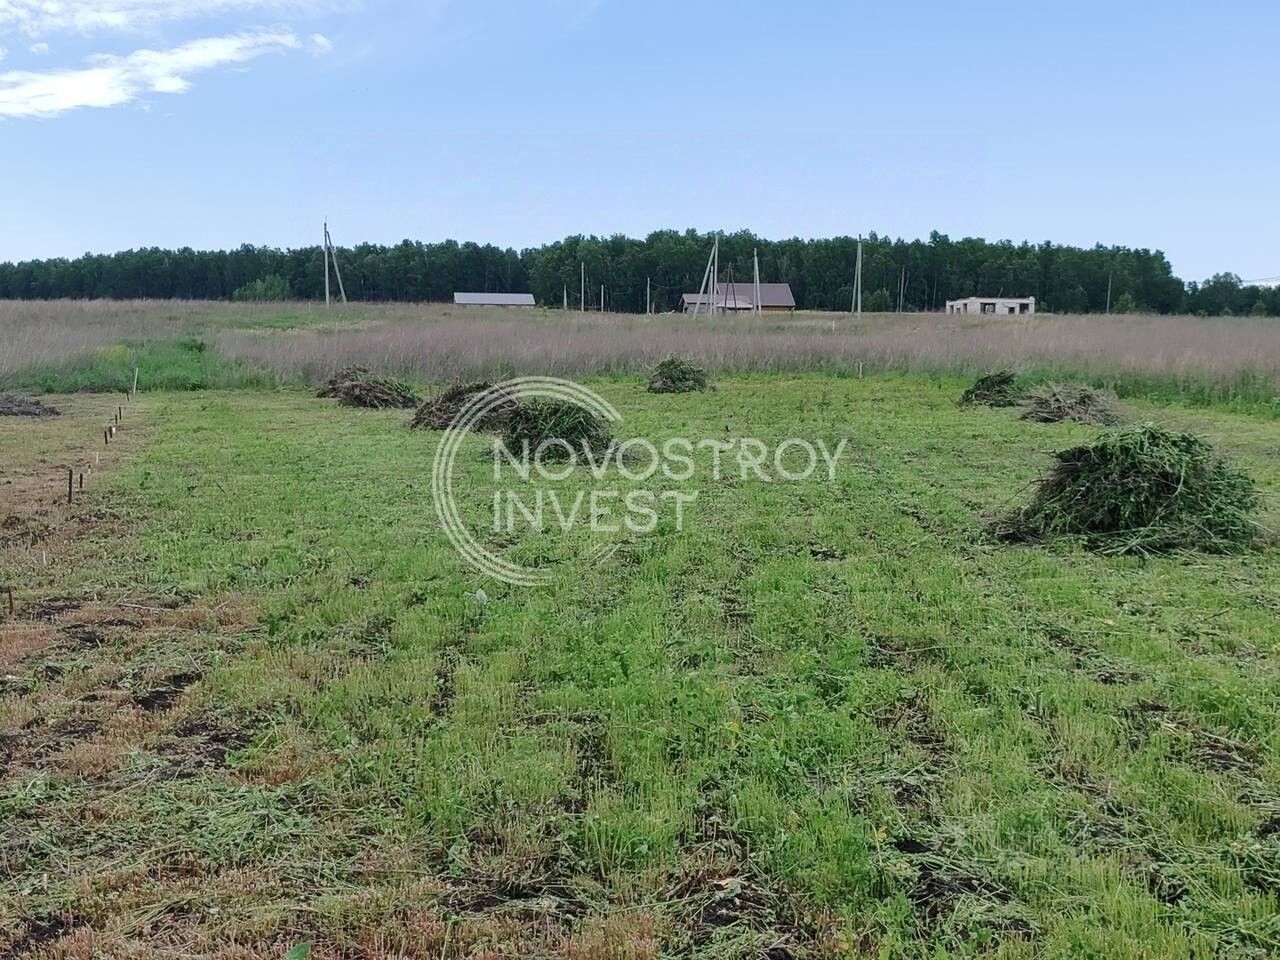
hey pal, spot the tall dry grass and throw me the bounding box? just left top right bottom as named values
left=212, top=306, right=1280, bottom=397
left=2, top=300, right=1278, bottom=404
left=0, top=299, right=338, bottom=378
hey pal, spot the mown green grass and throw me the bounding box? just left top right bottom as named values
left=3, top=375, right=1279, bottom=958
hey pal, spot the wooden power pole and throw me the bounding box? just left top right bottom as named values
left=853, top=239, right=863, bottom=315
left=753, top=248, right=761, bottom=314
left=323, top=219, right=347, bottom=306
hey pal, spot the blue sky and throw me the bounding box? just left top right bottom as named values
left=1, top=1, right=1276, bottom=282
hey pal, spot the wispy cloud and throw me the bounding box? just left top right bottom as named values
left=0, top=1, right=344, bottom=37
left=0, top=30, right=300, bottom=118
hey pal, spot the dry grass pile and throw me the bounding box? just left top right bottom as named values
left=410, top=381, right=518, bottom=430
left=502, top=399, right=613, bottom=460
left=646, top=354, right=712, bottom=394
left=1000, top=424, right=1262, bottom=554
left=1020, top=382, right=1122, bottom=425
left=960, top=371, right=1021, bottom=407
left=317, top=366, right=420, bottom=409
left=0, top=393, right=61, bottom=417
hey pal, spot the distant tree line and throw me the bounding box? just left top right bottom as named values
left=0, top=229, right=1275, bottom=315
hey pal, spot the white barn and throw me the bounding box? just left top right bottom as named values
left=945, top=296, right=1035, bottom=316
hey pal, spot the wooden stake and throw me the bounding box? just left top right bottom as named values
left=104, top=429, right=110, bottom=445
left=6, top=585, right=13, bottom=617
left=132, top=367, right=139, bottom=396
left=79, top=472, right=84, bottom=491
left=67, top=467, right=73, bottom=505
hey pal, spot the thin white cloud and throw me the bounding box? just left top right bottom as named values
left=307, top=31, right=331, bottom=54
left=28, top=40, right=48, bottom=53
left=0, top=30, right=300, bottom=118
left=0, top=1, right=346, bottom=37
left=0, top=45, right=7, bottom=60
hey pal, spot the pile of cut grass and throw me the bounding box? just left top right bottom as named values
left=317, top=366, right=420, bottom=409
left=1000, top=424, right=1262, bottom=553
left=501, top=398, right=613, bottom=461
left=0, top=393, right=60, bottom=417
left=410, top=381, right=517, bottom=431
left=1020, top=382, right=1122, bottom=425
left=646, top=354, right=712, bottom=394
left=960, top=370, right=1021, bottom=407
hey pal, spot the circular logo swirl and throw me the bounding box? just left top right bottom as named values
left=431, top=376, right=623, bottom=586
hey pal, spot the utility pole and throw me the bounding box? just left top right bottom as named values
left=852, top=239, right=863, bottom=315
left=646, top=277, right=651, bottom=315
left=753, top=248, right=761, bottom=314
left=897, top=264, right=906, bottom=313
left=323, top=219, right=347, bottom=305
left=601, top=284, right=605, bottom=312
left=692, top=237, right=716, bottom=319
left=328, top=223, right=347, bottom=304
left=714, top=236, right=720, bottom=313
left=580, top=261, right=585, bottom=312
left=1106, top=272, right=1113, bottom=313
left=563, top=285, right=568, bottom=311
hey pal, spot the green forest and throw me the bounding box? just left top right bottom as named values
left=0, top=229, right=1274, bottom=315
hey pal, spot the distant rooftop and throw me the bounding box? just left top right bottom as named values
left=681, top=282, right=796, bottom=309
left=453, top=292, right=536, bottom=306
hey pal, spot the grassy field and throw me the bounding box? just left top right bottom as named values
left=4, top=300, right=1280, bottom=411
left=2, top=364, right=1278, bottom=958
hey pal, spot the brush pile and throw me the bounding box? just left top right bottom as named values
left=411, top=381, right=518, bottom=430
left=1020, top=382, right=1122, bottom=426
left=502, top=398, right=613, bottom=461
left=960, top=370, right=1021, bottom=407
left=647, top=354, right=713, bottom=394
left=317, top=366, right=420, bottom=409
left=1000, top=424, right=1261, bottom=554
left=0, top=393, right=61, bottom=417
